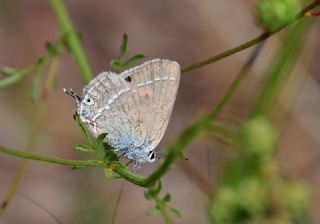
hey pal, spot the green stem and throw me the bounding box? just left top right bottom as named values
left=181, top=1, right=320, bottom=73
left=0, top=145, right=103, bottom=168
left=49, top=0, right=93, bottom=84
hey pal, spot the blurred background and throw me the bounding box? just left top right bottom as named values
left=0, top=0, right=320, bottom=223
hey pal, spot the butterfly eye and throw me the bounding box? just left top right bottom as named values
left=85, top=97, right=94, bottom=105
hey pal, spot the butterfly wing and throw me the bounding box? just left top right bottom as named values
left=81, top=59, right=180, bottom=162
left=119, top=59, right=180, bottom=153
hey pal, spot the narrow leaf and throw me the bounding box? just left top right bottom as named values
left=163, top=193, right=171, bottom=202
left=74, top=144, right=95, bottom=152
left=36, top=56, right=45, bottom=65
left=0, top=67, right=17, bottom=76
left=118, top=33, right=128, bottom=59
left=144, top=191, right=152, bottom=200
left=169, top=207, right=181, bottom=218
left=146, top=208, right=159, bottom=217
left=0, top=69, right=30, bottom=89
left=95, top=133, right=107, bottom=150
left=110, top=60, right=121, bottom=71
left=45, top=42, right=59, bottom=56
left=74, top=114, right=93, bottom=146
left=104, top=149, right=118, bottom=163
left=121, top=54, right=146, bottom=69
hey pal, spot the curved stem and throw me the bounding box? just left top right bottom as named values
left=49, top=0, right=93, bottom=84
left=181, top=1, right=320, bottom=73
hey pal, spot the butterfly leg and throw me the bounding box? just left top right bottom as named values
left=125, top=160, right=133, bottom=166
left=123, top=160, right=141, bottom=172
left=132, top=162, right=141, bottom=172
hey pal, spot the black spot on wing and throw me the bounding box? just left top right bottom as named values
left=125, top=76, right=132, bottom=82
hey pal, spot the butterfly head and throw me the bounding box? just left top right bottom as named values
left=64, top=88, right=99, bottom=134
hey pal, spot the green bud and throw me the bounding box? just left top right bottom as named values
left=208, top=186, right=238, bottom=223
left=236, top=178, right=268, bottom=215
left=257, top=0, right=301, bottom=31
left=283, top=181, right=309, bottom=218
left=239, top=116, right=277, bottom=157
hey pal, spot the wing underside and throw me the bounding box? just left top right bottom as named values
left=84, top=59, right=180, bottom=160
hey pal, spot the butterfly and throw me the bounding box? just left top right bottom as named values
left=64, top=59, right=180, bottom=163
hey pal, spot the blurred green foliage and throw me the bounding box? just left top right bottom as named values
left=208, top=13, right=311, bottom=224
left=208, top=116, right=309, bottom=224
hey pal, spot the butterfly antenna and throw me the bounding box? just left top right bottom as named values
left=63, top=88, right=82, bottom=101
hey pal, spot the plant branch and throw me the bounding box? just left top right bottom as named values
left=49, top=0, right=93, bottom=84
left=0, top=145, right=104, bottom=168
left=181, top=0, right=320, bottom=73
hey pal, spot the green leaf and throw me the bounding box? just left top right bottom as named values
left=29, top=63, right=43, bottom=102
left=45, top=41, right=59, bottom=56
left=155, top=203, right=162, bottom=210
left=163, top=193, right=171, bottom=202
left=118, top=33, right=128, bottom=60
left=169, top=207, right=181, bottom=218
left=146, top=207, right=159, bottom=217
left=104, top=149, right=118, bottom=163
left=103, top=142, right=114, bottom=151
left=144, top=191, right=153, bottom=200
left=0, top=68, right=30, bottom=89
left=95, top=133, right=107, bottom=150
left=74, top=114, right=93, bottom=146
left=36, top=56, right=45, bottom=65
left=0, top=67, right=17, bottom=76
left=121, top=54, right=146, bottom=69
left=74, top=144, right=95, bottom=152
left=110, top=60, right=122, bottom=71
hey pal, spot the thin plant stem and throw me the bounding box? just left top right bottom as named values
left=0, top=145, right=104, bottom=168
left=0, top=59, right=59, bottom=216
left=181, top=1, right=320, bottom=73
left=49, top=0, right=93, bottom=84
left=0, top=104, right=44, bottom=215
left=19, top=193, right=64, bottom=224
left=110, top=183, right=124, bottom=224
